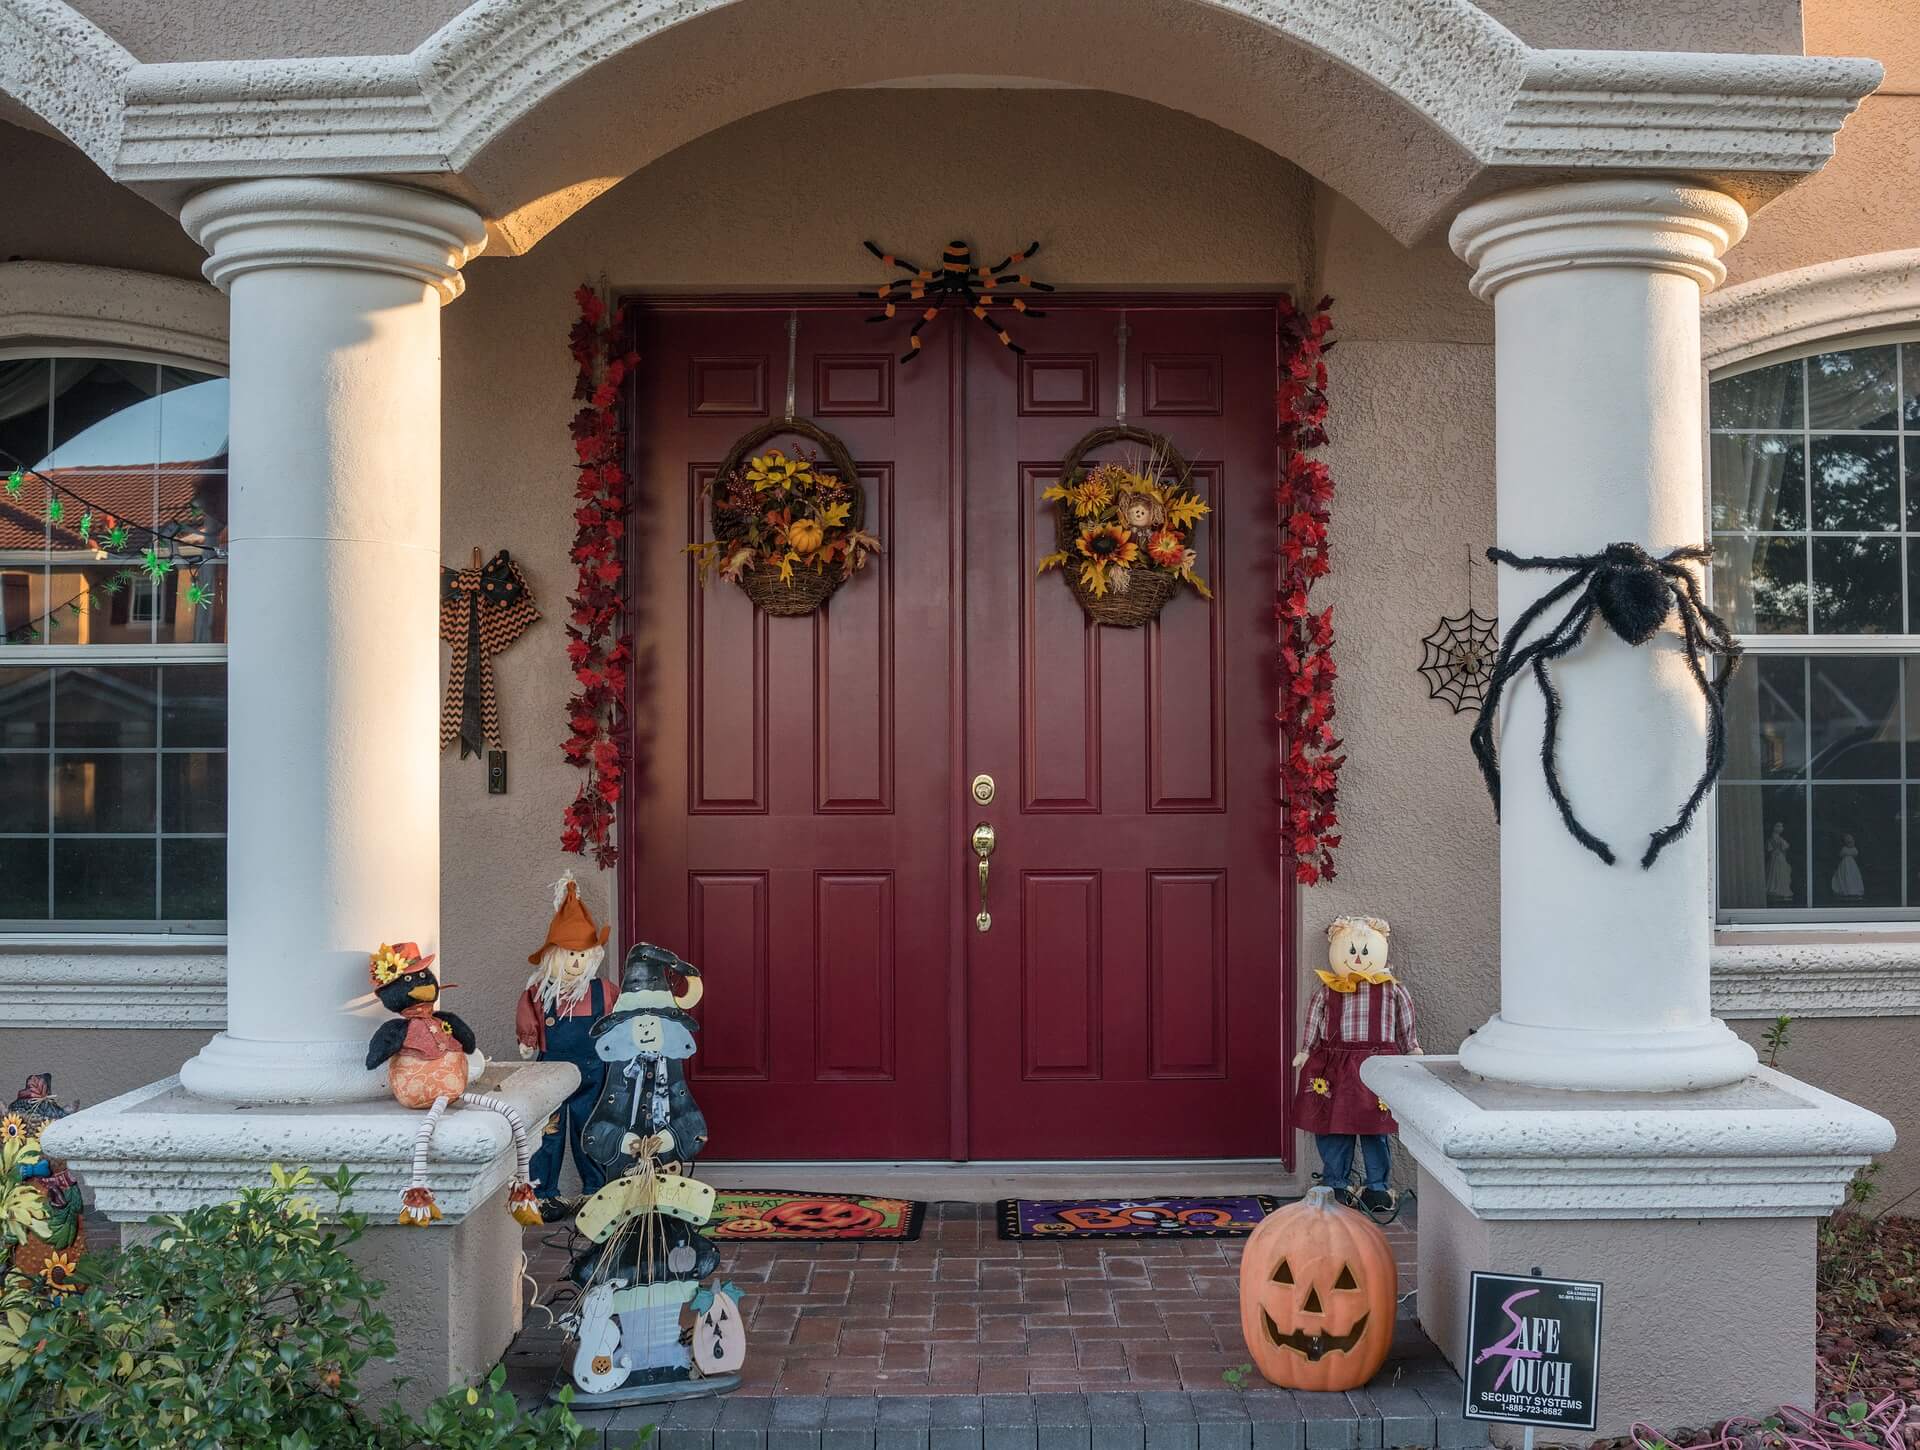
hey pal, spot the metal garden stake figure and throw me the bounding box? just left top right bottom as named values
left=1470, top=542, right=1741, bottom=870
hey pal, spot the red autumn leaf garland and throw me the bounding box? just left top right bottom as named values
left=1275, top=296, right=1345, bottom=885
left=561, top=284, right=639, bottom=867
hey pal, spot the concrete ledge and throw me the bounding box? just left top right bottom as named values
left=41, top=1061, right=578, bottom=1222
left=1363, top=1056, right=1893, bottom=1220
left=0, top=946, right=225, bottom=1029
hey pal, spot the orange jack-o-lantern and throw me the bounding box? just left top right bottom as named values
left=1238, top=1185, right=1397, bottom=1390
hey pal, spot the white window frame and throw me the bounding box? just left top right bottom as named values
left=0, top=341, right=230, bottom=944
left=1706, top=323, right=1920, bottom=1016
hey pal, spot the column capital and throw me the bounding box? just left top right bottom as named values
left=1450, top=177, right=1749, bottom=302
left=180, top=177, right=488, bottom=303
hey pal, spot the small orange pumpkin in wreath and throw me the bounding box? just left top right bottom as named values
left=1237, top=1185, right=1396, bottom=1390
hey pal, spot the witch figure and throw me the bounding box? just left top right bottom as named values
left=558, top=941, right=739, bottom=1405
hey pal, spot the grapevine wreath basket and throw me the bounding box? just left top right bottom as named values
left=1040, top=424, right=1212, bottom=628
left=692, top=416, right=877, bottom=617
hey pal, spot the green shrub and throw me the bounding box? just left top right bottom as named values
left=0, top=1164, right=592, bottom=1450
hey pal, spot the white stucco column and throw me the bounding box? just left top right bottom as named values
left=1450, top=178, right=1757, bottom=1093
left=175, top=179, right=488, bottom=1103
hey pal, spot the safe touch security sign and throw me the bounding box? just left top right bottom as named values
left=1463, top=1272, right=1603, bottom=1431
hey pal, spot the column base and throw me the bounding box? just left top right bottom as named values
left=1458, top=1013, right=1759, bottom=1092
left=179, top=1030, right=393, bottom=1104
left=41, top=1062, right=578, bottom=1402
left=1365, top=1056, right=1893, bottom=1438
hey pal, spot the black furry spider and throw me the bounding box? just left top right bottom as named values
left=862, top=239, right=1054, bottom=363
left=1470, top=542, right=1742, bottom=870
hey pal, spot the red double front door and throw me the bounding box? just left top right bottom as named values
left=625, top=299, right=1289, bottom=1161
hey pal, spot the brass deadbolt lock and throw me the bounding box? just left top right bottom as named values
left=970, top=773, right=996, bottom=805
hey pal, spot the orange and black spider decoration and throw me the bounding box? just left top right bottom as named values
left=862, top=239, right=1054, bottom=364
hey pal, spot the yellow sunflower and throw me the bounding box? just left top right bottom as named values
left=0, top=1115, right=25, bottom=1145
left=368, top=945, right=411, bottom=987
left=746, top=450, right=816, bottom=493
left=36, top=1251, right=77, bottom=1299
left=1075, top=524, right=1139, bottom=568
left=1310, top=1077, right=1331, bottom=1096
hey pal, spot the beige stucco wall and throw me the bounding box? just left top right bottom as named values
left=1727, top=0, right=1920, bottom=285
left=0, top=121, right=205, bottom=281
left=1303, top=192, right=1501, bottom=1074
left=1733, top=1016, right=1920, bottom=1208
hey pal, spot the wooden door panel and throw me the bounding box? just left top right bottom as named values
left=627, top=306, right=951, bottom=1161
left=964, top=302, right=1290, bottom=1161
left=815, top=468, right=893, bottom=813
left=688, top=871, right=769, bottom=1079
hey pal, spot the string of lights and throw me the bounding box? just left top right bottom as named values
left=0, top=449, right=227, bottom=644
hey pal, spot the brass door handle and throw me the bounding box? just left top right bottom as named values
left=971, top=822, right=996, bottom=932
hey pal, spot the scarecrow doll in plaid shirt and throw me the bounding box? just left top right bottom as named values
left=1291, top=915, right=1421, bottom=1213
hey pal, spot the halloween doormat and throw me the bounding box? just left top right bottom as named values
left=706, top=1190, right=926, bottom=1243
left=998, top=1195, right=1283, bottom=1240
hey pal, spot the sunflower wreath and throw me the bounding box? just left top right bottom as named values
left=687, top=417, right=881, bottom=618
left=1037, top=425, right=1212, bottom=629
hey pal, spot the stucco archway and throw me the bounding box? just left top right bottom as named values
left=419, top=0, right=1525, bottom=252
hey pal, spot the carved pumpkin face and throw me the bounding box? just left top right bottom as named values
left=1238, top=1186, right=1397, bottom=1390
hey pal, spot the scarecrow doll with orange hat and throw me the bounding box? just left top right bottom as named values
left=364, top=941, right=544, bottom=1227
left=516, top=872, right=618, bottom=1211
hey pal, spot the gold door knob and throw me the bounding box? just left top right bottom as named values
left=971, top=822, right=996, bottom=932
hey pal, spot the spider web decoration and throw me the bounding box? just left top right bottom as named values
left=1418, top=609, right=1498, bottom=713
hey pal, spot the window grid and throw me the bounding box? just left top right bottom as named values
left=0, top=351, right=229, bottom=932
left=1712, top=337, right=1920, bottom=926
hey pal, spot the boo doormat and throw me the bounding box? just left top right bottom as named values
left=998, top=1195, right=1282, bottom=1240
left=707, top=1189, right=926, bottom=1243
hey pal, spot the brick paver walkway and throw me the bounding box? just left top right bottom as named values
left=511, top=1199, right=1423, bottom=1397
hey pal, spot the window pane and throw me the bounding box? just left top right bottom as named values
left=1717, top=783, right=1807, bottom=909
left=161, top=752, right=225, bottom=833
left=54, top=666, right=158, bottom=748
left=162, top=664, right=226, bottom=748
left=1905, top=342, right=1920, bottom=428
left=1712, top=359, right=1802, bottom=430
left=161, top=837, right=223, bottom=921
left=1714, top=535, right=1807, bottom=633
left=0, top=668, right=50, bottom=747
left=0, top=754, right=47, bottom=833
left=1722, top=653, right=1807, bottom=780
left=1809, top=435, right=1898, bottom=532
left=45, top=359, right=160, bottom=470
left=0, top=360, right=50, bottom=474
left=1811, top=783, right=1902, bottom=908
left=157, top=372, right=228, bottom=468
left=0, top=838, right=48, bottom=919
left=1811, top=536, right=1901, bottom=633
left=1711, top=434, right=1804, bottom=531
left=1809, top=656, right=1902, bottom=779
left=54, top=754, right=156, bottom=833
left=1807, top=345, right=1899, bottom=431
left=52, top=837, right=154, bottom=919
